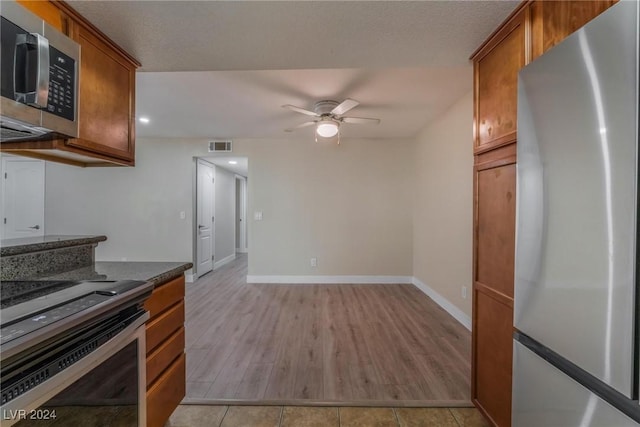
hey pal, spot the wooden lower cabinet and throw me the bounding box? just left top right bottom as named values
left=473, top=286, right=514, bottom=427
left=147, top=353, right=186, bottom=427
left=144, top=276, right=186, bottom=427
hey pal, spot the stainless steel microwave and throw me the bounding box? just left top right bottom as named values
left=0, top=1, right=80, bottom=142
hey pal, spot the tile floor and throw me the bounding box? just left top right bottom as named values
left=165, top=405, right=490, bottom=427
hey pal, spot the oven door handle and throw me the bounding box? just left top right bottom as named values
left=14, top=33, right=50, bottom=108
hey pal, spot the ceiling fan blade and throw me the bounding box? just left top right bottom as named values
left=342, top=117, right=380, bottom=125
left=282, top=104, right=318, bottom=116
left=331, top=99, right=359, bottom=116
left=284, top=121, right=317, bottom=132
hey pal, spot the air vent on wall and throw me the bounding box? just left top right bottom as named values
left=208, top=141, right=232, bottom=152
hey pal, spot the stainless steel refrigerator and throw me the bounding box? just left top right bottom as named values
left=514, top=1, right=640, bottom=425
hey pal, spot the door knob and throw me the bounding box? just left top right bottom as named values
left=198, top=225, right=206, bottom=229
left=28, top=225, right=40, bottom=230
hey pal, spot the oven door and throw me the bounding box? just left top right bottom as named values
left=0, top=312, right=147, bottom=427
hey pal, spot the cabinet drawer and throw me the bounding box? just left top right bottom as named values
left=146, top=301, right=184, bottom=354
left=146, top=327, right=185, bottom=387
left=146, top=353, right=185, bottom=427
left=144, top=276, right=185, bottom=320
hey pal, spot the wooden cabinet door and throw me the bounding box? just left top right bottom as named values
left=474, top=289, right=513, bottom=427
left=65, top=23, right=136, bottom=163
left=472, top=144, right=516, bottom=427
left=530, top=0, right=617, bottom=60
left=473, top=9, right=529, bottom=154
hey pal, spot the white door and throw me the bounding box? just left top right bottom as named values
left=236, top=176, right=247, bottom=253
left=1, top=157, right=45, bottom=240
left=196, top=159, right=214, bottom=276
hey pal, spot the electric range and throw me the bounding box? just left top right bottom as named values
left=0, top=279, right=153, bottom=426
left=0, top=279, right=152, bottom=358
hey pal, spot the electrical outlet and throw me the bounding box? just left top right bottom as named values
left=179, top=211, right=186, bottom=220
left=461, top=286, right=467, bottom=299
left=310, top=257, right=317, bottom=267
left=254, top=211, right=263, bottom=221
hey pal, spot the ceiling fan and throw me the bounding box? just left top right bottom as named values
left=282, top=99, right=380, bottom=143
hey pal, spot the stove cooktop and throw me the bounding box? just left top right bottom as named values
left=1, top=280, right=81, bottom=309
left=0, top=279, right=151, bottom=354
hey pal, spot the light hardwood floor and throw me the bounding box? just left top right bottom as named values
left=184, top=254, right=471, bottom=404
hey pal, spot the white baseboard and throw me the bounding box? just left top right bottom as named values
left=411, top=277, right=471, bottom=331
left=185, top=273, right=195, bottom=283
left=214, top=253, right=236, bottom=270
left=246, top=275, right=413, bottom=285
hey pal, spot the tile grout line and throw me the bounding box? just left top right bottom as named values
left=392, top=407, right=401, bottom=427
left=277, top=406, right=284, bottom=427
left=448, top=408, right=463, bottom=427
left=217, top=405, right=230, bottom=427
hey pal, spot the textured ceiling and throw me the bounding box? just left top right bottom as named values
left=136, top=66, right=472, bottom=139
left=67, top=1, right=519, bottom=139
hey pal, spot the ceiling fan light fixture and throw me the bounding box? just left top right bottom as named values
left=316, top=120, right=339, bottom=138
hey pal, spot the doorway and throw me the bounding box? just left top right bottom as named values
left=193, top=157, right=248, bottom=278
left=1, top=156, right=45, bottom=240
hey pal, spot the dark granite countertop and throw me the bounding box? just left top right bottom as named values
left=44, top=261, right=192, bottom=287
left=0, top=235, right=107, bottom=257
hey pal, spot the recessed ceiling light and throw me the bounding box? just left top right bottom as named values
left=139, top=117, right=150, bottom=124
left=228, top=160, right=238, bottom=165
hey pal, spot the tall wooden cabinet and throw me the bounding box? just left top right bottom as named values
left=470, top=1, right=616, bottom=426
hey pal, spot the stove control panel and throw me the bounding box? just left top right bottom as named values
left=0, top=293, right=112, bottom=344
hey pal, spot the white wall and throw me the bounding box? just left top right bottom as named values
left=44, top=140, right=195, bottom=263
left=44, top=136, right=414, bottom=278
left=412, top=91, right=473, bottom=318
left=243, top=138, right=414, bottom=276
left=213, top=164, right=236, bottom=266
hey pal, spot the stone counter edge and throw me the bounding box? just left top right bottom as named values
left=1, top=236, right=108, bottom=257
left=148, top=263, right=193, bottom=287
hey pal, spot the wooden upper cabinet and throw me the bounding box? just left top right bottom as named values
left=7, top=1, right=140, bottom=167
left=16, top=0, right=65, bottom=32
left=472, top=7, right=529, bottom=154
left=65, top=21, right=137, bottom=163
left=530, top=0, right=617, bottom=60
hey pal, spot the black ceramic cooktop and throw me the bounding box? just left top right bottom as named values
left=1, top=280, right=80, bottom=309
